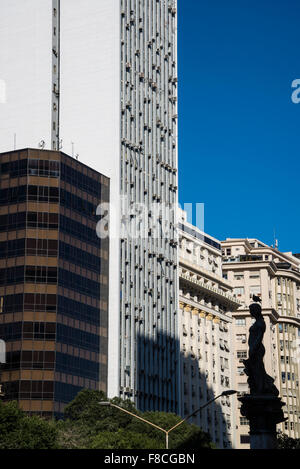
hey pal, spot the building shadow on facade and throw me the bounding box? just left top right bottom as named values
left=134, top=331, right=233, bottom=449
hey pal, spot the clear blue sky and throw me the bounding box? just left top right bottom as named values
left=178, top=0, right=300, bottom=254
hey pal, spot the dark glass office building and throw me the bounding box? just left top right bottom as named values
left=0, top=148, right=109, bottom=417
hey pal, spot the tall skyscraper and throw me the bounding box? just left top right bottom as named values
left=0, top=148, right=109, bottom=416
left=0, top=0, right=179, bottom=410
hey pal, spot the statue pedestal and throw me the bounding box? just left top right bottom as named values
left=238, top=394, right=286, bottom=449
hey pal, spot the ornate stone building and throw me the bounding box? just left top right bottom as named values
left=222, top=238, right=300, bottom=448
left=178, top=210, right=240, bottom=448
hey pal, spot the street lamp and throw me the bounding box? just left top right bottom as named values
left=99, top=390, right=237, bottom=449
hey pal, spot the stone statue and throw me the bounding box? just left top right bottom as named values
left=239, top=302, right=286, bottom=449
left=243, top=303, right=279, bottom=396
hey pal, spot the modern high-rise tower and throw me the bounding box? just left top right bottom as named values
left=0, top=0, right=179, bottom=411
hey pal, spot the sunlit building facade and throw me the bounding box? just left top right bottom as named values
left=222, top=238, right=300, bottom=448
left=178, top=210, right=240, bottom=448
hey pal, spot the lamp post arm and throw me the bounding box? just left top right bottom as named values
left=108, top=403, right=167, bottom=435
left=166, top=394, right=223, bottom=435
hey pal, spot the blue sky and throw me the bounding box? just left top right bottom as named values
left=177, top=0, right=300, bottom=254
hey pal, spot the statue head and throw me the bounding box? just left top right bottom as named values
left=249, top=303, right=262, bottom=320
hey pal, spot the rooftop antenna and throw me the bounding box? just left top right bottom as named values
left=52, top=0, right=61, bottom=151
left=13, top=133, right=16, bottom=150
left=273, top=228, right=279, bottom=250
left=71, top=142, right=74, bottom=158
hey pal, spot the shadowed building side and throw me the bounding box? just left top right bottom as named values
left=178, top=210, right=241, bottom=448
left=136, top=330, right=234, bottom=448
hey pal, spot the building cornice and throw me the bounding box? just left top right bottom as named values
left=179, top=298, right=232, bottom=324
left=180, top=257, right=234, bottom=290
left=179, top=267, right=241, bottom=310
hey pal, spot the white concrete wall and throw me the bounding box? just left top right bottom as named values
left=60, top=0, right=121, bottom=399
left=0, top=0, right=121, bottom=398
left=0, top=0, right=52, bottom=151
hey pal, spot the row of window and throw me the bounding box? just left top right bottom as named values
left=3, top=380, right=54, bottom=401
left=282, top=372, right=296, bottom=383
left=3, top=351, right=99, bottom=380
left=0, top=266, right=57, bottom=285
left=0, top=293, right=102, bottom=326
left=0, top=185, right=59, bottom=205
left=0, top=321, right=100, bottom=353
left=57, top=323, right=100, bottom=353
left=179, top=223, right=221, bottom=251
left=0, top=157, right=107, bottom=199
left=60, top=162, right=103, bottom=198
left=57, top=296, right=102, bottom=326
left=54, top=381, right=84, bottom=404
left=60, top=215, right=100, bottom=247
left=4, top=351, right=55, bottom=370
left=59, top=268, right=101, bottom=299
left=0, top=158, right=28, bottom=177
left=0, top=322, right=56, bottom=341
left=0, top=238, right=102, bottom=274
left=59, top=241, right=101, bottom=273
left=0, top=293, right=57, bottom=313
left=0, top=185, right=101, bottom=220
left=55, top=352, right=99, bottom=380
left=60, top=189, right=98, bottom=221
left=0, top=212, right=101, bottom=249
left=0, top=212, right=58, bottom=231
left=0, top=238, right=26, bottom=258
left=1, top=158, right=60, bottom=178
left=0, top=266, right=101, bottom=299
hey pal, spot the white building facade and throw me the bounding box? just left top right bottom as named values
left=178, top=210, right=240, bottom=448
left=0, top=0, right=179, bottom=411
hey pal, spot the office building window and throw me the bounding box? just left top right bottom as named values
left=235, top=318, right=246, bottom=326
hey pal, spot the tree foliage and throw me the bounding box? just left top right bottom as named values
left=90, top=429, right=163, bottom=450
left=0, top=401, right=58, bottom=449
left=277, top=432, right=300, bottom=449
left=0, top=390, right=215, bottom=450
left=58, top=389, right=215, bottom=450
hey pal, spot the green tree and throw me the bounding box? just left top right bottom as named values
left=59, top=389, right=215, bottom=450
left=0, top=401, right=58, bottom=449
left=277, top=432, right=300, bottom=449
left=64, top=389, right=137, bottom=429
left=126, top=411, right=214, bottom=449
left=59, top=389, right=140, bottom=448
left=90, top=429, right=164, bottom=450
left=64, top=389, right=107, bottom=423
